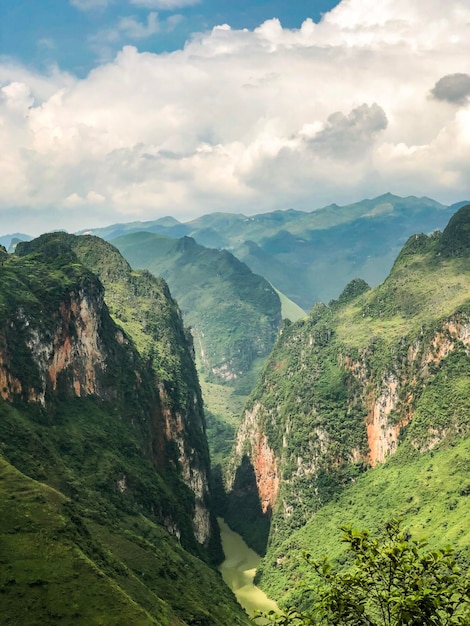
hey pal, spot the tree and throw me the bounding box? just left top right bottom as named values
left=255, top=520, right=470, bottom=625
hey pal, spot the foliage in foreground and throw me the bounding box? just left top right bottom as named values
left=255, top=521, right=470, bottom=625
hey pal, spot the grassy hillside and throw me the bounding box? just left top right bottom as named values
left=0, top=237, right=251, bottom=625
left=256, top=435, right=470, bottom=611
left=0, top=442, right=249, bottom=625
left=274, top=288, right=306, bottom=322
left=226, top=206, right=470, bottom=566
left=112, top=231, right=281, bottom=390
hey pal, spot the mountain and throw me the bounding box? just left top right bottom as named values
left=111, top=232, right=282, bottom=391
left=224, top=206, right=470, bottom=570
left=0, top=233, right=250, bottom=625
left=81, top=194, right=468, bottom=310
left=256, top=434, right=470, bottom=612
left=0, top=232, right=32, bottom=250
left=220, top=194, right=465, bottom=309
left=77, top=216, right=190, bottom=241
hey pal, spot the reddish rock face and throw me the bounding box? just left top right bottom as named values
left=230, top=313, right=470, bottom=535
left=0, top=287, right=112, bottom=404
left=254, top=432, right=280, bottom=514
left=47, top=293, right=107, bottom=398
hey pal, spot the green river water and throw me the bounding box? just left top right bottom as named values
left=218, top=518, right=279, bottom=620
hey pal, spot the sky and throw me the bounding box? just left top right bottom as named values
left=1, top=0, right=470, bottom=235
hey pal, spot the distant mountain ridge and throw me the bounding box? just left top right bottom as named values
left=77, top=193, right=469, bottom=309
left=8, top=194, right=468, bottom=310
left=0, top=232, right=32, bottom=250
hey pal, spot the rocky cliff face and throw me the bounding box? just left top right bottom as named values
left=226, top=206, right=470, bottom=552
left=6, top=234, right=217, bottom=554
left=342, top=313, right=470, bottom=466
left=0, top=283, right=110, bottom=404
left=63, top=234, right=216, bottom=549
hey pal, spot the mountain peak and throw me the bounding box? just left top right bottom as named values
left=439, top=204, right=470, bottom=257
left=333, top=278, right=371, bottom=307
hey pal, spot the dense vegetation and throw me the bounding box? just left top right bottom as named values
left=111, top=232, right=282, bottom=391
left=226, top=206, right=470, bottom=603
left=0, top=236, right=250, bottom=625
left=257, top=521, right=470, bottom=625
left=0, top=405, right=248, bottom=625
left=256, top=435, right=470, bottom=610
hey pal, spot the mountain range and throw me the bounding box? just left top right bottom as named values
left=1, top=199, right=470, bottom=623
left=79, top=193, right=469, bottom=310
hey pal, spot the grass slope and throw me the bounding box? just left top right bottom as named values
left=227, top=206, right=470, bottom=567
left=0, top=454, right=168, bottom=625
left=256, top=436, right=470, bottom=611
left=274, top=288, right=306, bottom=322
left=111, top=231, right=281, bottom=390
left=0, top=447, right=250, bottom=625
left=0, top=395, right=250, bottom=625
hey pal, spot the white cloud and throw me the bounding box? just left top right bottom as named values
left=64, top=191, right=106, bottom=206
left=2, top=0, right=470, bottom=234
left=70, top=0, right=111, bottom=11
left=130, top=0, right=200, bottom=9
left=89, top=12, right=163, bottom=62
left=118, top=12, right=161, bottom=38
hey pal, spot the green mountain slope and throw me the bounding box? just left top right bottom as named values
left=111, top=232, right=282, bottom=390
left=256, top=435, right=470, bottom=611
left=0, top=235, right=250, bottom=625
left=225, top=206, right=470, bottom=564
left=0, top=447, right=248, bottom=626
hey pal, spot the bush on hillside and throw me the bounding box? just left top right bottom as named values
left=255, top=520, right=470, bottom=625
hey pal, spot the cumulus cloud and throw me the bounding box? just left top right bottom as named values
left=117, top=12, right=161, bottom=38
left=89, top=12, right=164, bottom=60
left=307, top=104, right=388, bottom=158
left=431, top=73, right=470, bottom=105
left=2, top=0, right=470, bottom=233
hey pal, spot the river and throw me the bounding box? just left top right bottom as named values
left=218, top=518, right=279, bottom=621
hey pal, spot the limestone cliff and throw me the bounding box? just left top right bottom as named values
left=6, top=234, right=217, bottom=555
left=0, top=266, right=115, bottom=404
left=226, top=206, right=470, bottom=552
left=60, top=233, right=216, bottom=550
